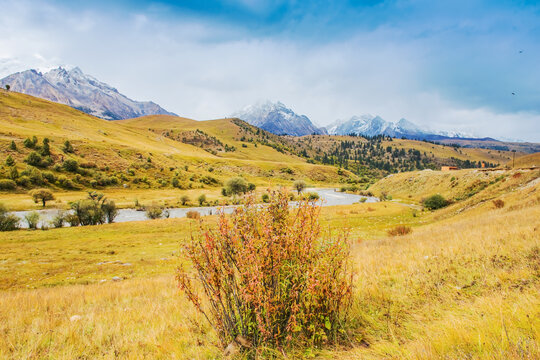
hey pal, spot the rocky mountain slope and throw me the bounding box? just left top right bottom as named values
left=0, top=67, right=175, bottom=120
left=232, top=101, right=326, bottom=136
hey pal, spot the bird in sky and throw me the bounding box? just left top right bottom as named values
left=512, top=92, right=516, bottom=95
left=519, top=50, right=523, bottom=53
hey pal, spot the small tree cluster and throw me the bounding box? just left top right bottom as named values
left=423, top=194, right=448, bottom=210
left=69, top=192, right=118, bottom=225
left=177, top=190, right=353, bottom=353
left=222, top=177, right=255, bottom=197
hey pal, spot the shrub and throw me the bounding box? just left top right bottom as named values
left=225, top=177, right=248, bottom=196
left=186, top=210, right=200, bottom=219
left=293, top=179, right=307, bottom=194
left=63, top=159, right=79, bottom=172
left=197, top=194, right=206, bottom=206
left=0, top=179, right=17, bottom=190
left=177, top=191, right=353, bottom=351
left=40, top=138, right=51, bottom=156
left=0, top=204, right=19, bottom=231
left=62, top=140, right=74, bottom=153
left=145, top=204, right=164, bottom=219
left=493, top=199, right=505, bottom=209
left=69, top=192, right=113, bottom=226
left=10, top=141, right=17, bottom=151
left=180, top=195, right=190, bottom=206
left=71, top=199, right=106, bottom=225
left=51, top=211, right=66, bottom=228
left=101, top=200, right=118, bottom=223
left=16, top=176, right=30, bottom=188
left=23, top=137, right=35, bottom=148
left=30, top=189, right=55, bottom=207
left=261, top=193, right=270, bottom=203
left=41, top=171, right=56, bottom=184
left=24, top=152, right=43, bottom=167
left=302, top=191, right=320, bottom=201
left=5, top=155, right=15, bottom=167
left=423, top=194, right=448, bottom=210
left=57, top=175, right=77, bottom=190
left=22, top=166, right=43, bottom=185
left=24, top=211, right=40, bottom=230
left=64, top=214, right=80, bottom=227
left=387, top=225, right=412, bottom=237
left=9, top=166, right=19, bottom=180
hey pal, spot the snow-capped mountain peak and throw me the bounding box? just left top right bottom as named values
left=232, top=101, right=326, bottom=136
left=0, top=67, right=175, bottom=120
left=326, top=114, right=472, bottom=140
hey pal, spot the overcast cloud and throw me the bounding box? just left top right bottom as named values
left=0, top=0, right=539, bottom=141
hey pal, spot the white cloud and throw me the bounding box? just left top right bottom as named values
left=0, top=0, right=538, bottom=141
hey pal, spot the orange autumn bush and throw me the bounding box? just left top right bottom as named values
left=177, top=190, right=353, bottom=352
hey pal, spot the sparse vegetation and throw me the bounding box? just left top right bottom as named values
left=145, top=203, right=164, bottom=219
left=293, top=179, right=307, bottom=194
left=186, top=210, right=200, bottom=219
left=0, top=203, right=19, bottom=231
left=24, top=211, right=40, bottom=230
left=387, top=225, right=412, bottom=236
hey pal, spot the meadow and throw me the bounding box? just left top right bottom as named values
left=0, top=167, right=538, bottom=359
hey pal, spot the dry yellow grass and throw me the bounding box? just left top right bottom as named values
left=0, top=173, right=538, bottom=358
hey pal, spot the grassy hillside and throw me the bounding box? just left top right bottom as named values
left=0, top=89, right=529, bottom=213
left=0, top=90, right=349, bottom=201
left=510, top=152, right=540, bottom=168
left=0, top=168, right=538, bottom=358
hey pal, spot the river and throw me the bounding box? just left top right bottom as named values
left=11, top=188, right=378, bottom=228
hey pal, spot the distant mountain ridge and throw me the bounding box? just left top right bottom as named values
left=0, top=67, right=175, bottom=120
left=326, top=114, right=474, bottom=141
left=232, top=101, right=327, bottom=136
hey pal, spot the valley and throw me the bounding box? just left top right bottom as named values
left=0, top=89, right=538, bottom=359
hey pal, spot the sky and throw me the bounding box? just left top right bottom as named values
left=0, top=0, right=539, bottom=141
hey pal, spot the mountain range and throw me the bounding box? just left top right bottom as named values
left=232, top=101, right=327, bottom=136
left=0, top=67, right=175, bottom=120
left=326, top=114, right=474, bottom=140
left=0, top=66, right=520, bottom=143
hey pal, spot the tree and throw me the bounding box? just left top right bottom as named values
left=423, top=194, right=448, bottom=210
left=5, top=85, right=10, bottom=91
left=23, top=137, right=35, bottom=149
left=197, top=194, right=206, bottom=206
left=24, top=152, right=43, bottom=167
left=63, top=159, right=79, bottom=172
left=224, top=177, right=248, bottom=196
left=5, top=155, right=15, bottom=167
left=9, top=141, right=16, bottom=151
left=40, top=138, right=51, bottom=156
left=30, top=189, right=55, bottom=207
left=180, top=195, right=190, bottom=206
left=62, top=140, right=74, bottom=153
left=293, top=179, right=307, bottom=194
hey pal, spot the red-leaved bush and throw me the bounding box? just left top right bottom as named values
left=177, top=190, right=353, bottom=352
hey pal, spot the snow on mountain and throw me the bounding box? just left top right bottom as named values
left=232, top=101, right=326, bottom=136
left=326, top=114, right=472, bottom=140
left=0, top=67, right=175, bottom=120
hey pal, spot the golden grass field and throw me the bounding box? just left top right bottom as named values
left=0, top=167, right=538, bottom=359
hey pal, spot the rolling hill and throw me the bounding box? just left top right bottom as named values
left=0, top=89, right=349, bottom=195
